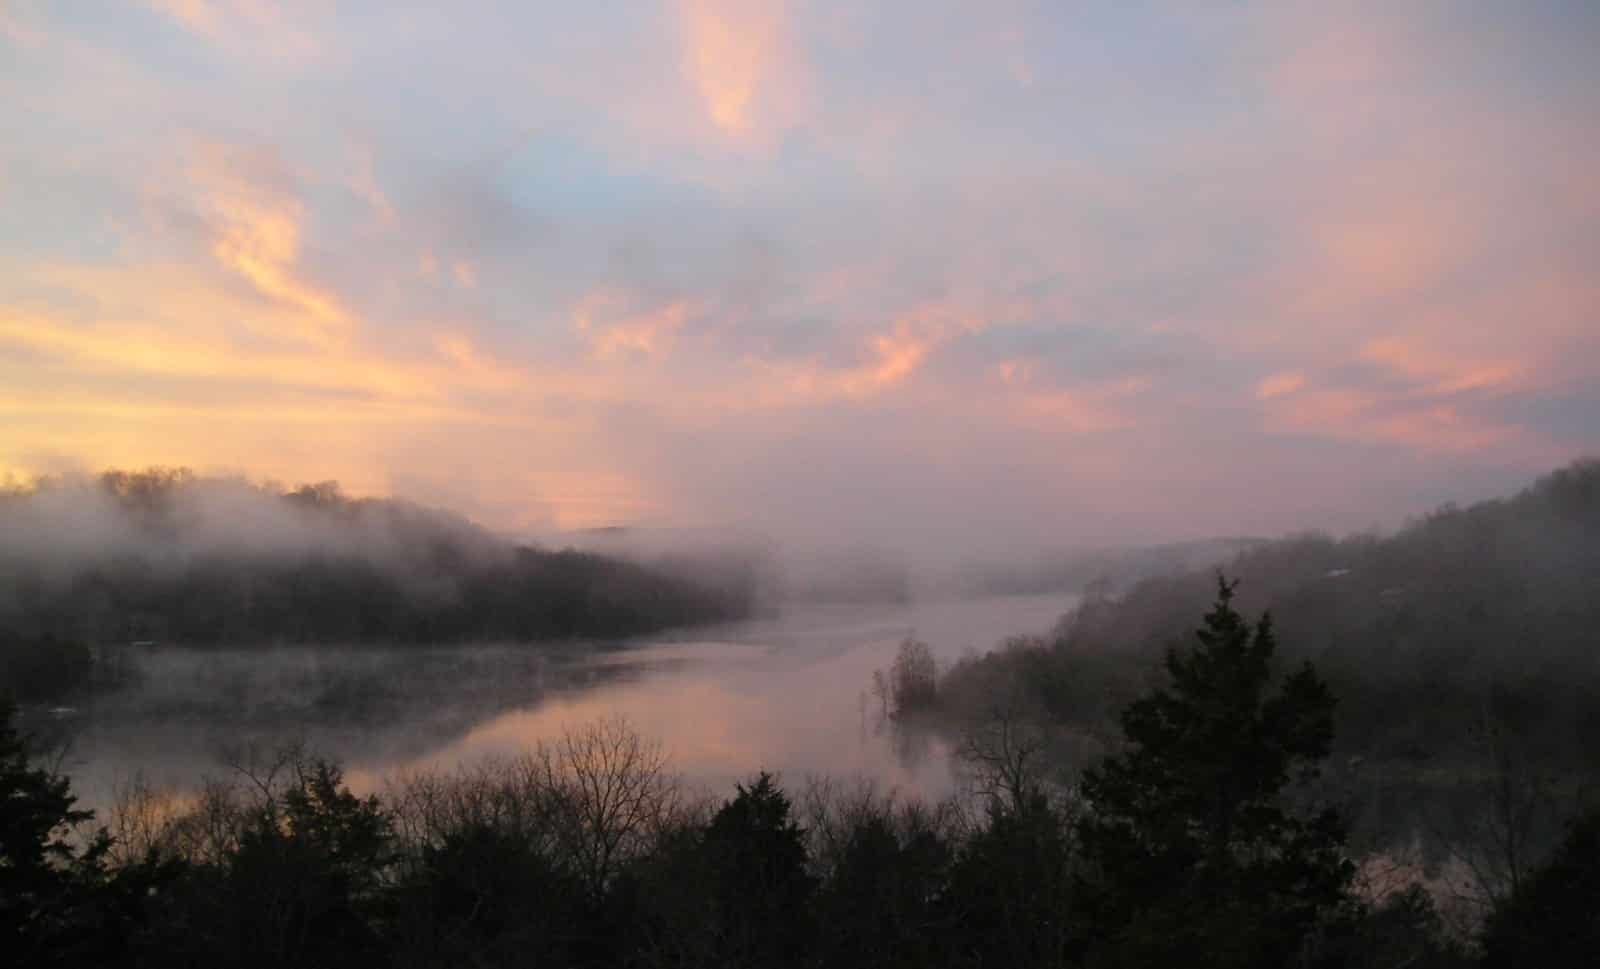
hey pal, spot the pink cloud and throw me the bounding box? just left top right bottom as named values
left=1255, top=372, right=1306, bottom=400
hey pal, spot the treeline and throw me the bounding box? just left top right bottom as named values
left=0, top=470, right=755, bottom=696
left=935, top=459, right=1600, bottom=771
left=948, top=536, right=1266, bottom=598
left=6, top=586, right=1596, bottom=968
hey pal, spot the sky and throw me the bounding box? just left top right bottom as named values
left=2, top=1, right=1597, bottom=559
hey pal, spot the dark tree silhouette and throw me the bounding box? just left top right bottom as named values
left=1, top=699, right=102, bottom=965
left=390, top=821, right=585, bottom=968
left=185, top=755, right=394, bottom=968
left=943, top=792, right=1078, bottom=969
left=701, top=772, right=817, bottom=968
left=1076, top=578, right=1355, bottom=968
left=817, top=810, right=951, bottom=969
left=0, top=702, right=177, bottom=968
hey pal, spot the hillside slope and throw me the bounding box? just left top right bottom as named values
left=0, top=469, right=752, bottom=651
left=940, top=459, right=1600, bottom=767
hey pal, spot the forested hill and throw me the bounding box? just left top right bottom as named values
left=0, top=469, right=754, bottom=650
left=941, top=459, right=1600, bottom=766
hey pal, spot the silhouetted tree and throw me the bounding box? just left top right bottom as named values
left=816, top=810, right=952, bottom=968
left=0, top=701, right=178, bottom=967
left=389, top=821, right=584, bottom=968
left=943, top=792, right=1078, bottom=968
left=701, top=773, right=816, bottom=968
left=1076, top=578, right=1355, bottom=968
left=182, top=752, right=393, bottom=968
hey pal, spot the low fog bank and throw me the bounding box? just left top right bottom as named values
left=0, top=465, right=1151, bottom=685
left=0, top=469, right=754, bottom=664
left=571, top=529, right=915, bottom=607
left=566, top=523, right=1271, bottom=608
left=935, top=536, right=1269, bottom=599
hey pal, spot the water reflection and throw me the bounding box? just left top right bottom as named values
left=62, top=595, right=1073, bottom=812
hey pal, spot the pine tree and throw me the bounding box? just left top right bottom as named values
left=0, top=700, right=152, bottom=967
left=1076, top=578, right=1354, bottom=968
left=702, top=772, right=816, bottom=968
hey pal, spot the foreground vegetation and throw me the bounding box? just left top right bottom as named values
left=6, top=585, right=1596, bottom=968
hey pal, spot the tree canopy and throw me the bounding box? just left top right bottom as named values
left=1076, top=578, right=1354, bottom=968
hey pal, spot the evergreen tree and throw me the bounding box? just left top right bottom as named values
left=1076, top=578, right=1354, bottom=968
left=1, top=700, right=177, bottom=967
left=1, top=699, right=98, bottom=965
left=701, top=772, right=816, bottom=968
left=942, top=792, right=1078, bottom=969
left=818, top=811, right=951, bottom=969
left=187, top=757, right=393, bottom=968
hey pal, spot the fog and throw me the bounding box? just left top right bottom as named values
left=0, top=470, right=758, bottom=646
left=1, top=471, right=503, bottom=590
left=44, top=595, right=1074, bottom=818
left=0, top=469, right=1083, bottom=813
left=0, top=467, right=1255, bottom=632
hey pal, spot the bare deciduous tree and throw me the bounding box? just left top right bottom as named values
left=1427, top=717, right=1566, bottom=933
left=958, top=699, right=1053, bottom=816
left=539, top=716, right=678, bottom=898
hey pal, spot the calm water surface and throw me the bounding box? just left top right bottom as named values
left=59, top=594, right=1072, bottom=812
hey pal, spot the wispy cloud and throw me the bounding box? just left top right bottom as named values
left=1, top=0, right=1596, bottom=553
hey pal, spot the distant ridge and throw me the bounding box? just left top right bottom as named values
left=0, top=469, right=755, bottom=647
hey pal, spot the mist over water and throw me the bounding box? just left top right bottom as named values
left=54, top=594, right=1073, bottom=815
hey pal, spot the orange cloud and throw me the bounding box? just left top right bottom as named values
left=1261, top=383, right=1522, bottom=455
left=144, top=0, right=217, bottom=35
left=730, top=292, right=1039, bottom=409
left=0, top=309, right=431, bottom=400
left=1255, top=371, right=1306, bottom=400
left=1360, top=338, right=1527, bottom=397
left=209, top=194, right=351, bottom=345
left=180, top=148, right=354, bottom=347
left=864, top=322, right=931, bottom=386
left=680, top=0, right=806, bottom=146
left=1006, top=376, right=1146, bottom=435
left=143, top=0, right=320, bottom=61
left=996, top=358, right=1035, bottom=386
left=431, top=334, right=528, bottom=394
left=1014, top=390, right=1133, bottom=434
left=522, top=469, right=657, bottom=530
left=684, top=0, right=775, bottom=134
left=575, top=293, right=695, bottom=360
left=743, top=318, right=938, bottom=406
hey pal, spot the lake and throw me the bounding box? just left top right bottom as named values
left=55, top=593, right=1073, bottom=815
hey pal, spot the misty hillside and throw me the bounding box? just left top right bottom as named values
left=939, top=459, right=1600, bottom=766
left=0, top=469, right=752, bottom=655
left=948, top=536, right=1269, bottom=597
